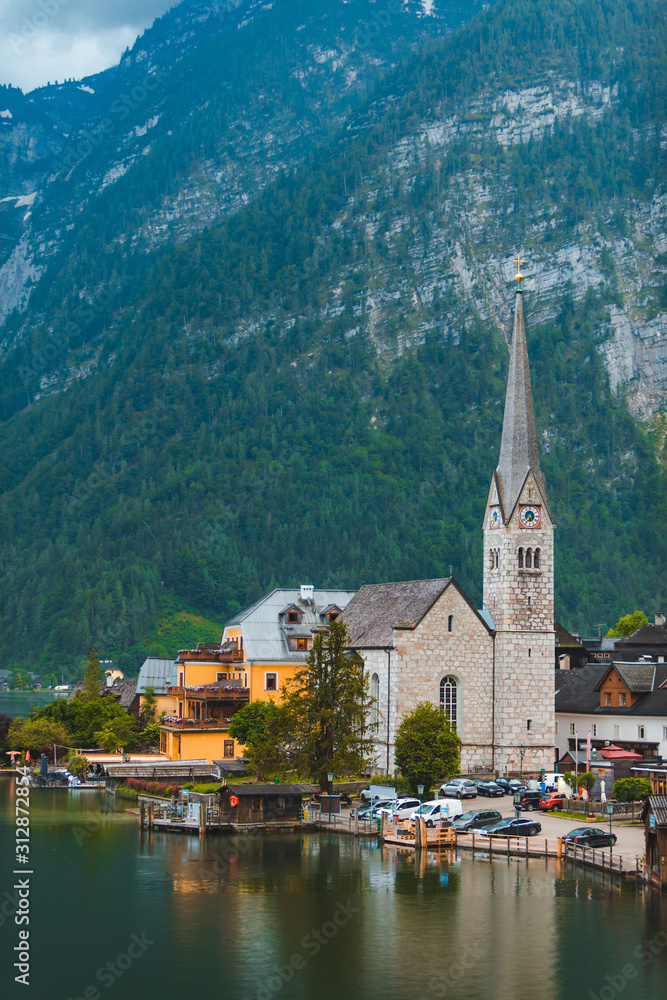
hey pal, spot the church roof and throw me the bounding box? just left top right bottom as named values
left=496, top=291, right=550, bottom=517
left=343, top=578, right=451, bottom=648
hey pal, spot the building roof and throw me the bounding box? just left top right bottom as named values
left=555, top=622, right=584, bottom=649
left=556, top=664, right=667, bottom=716
left=495, top=291, right=550, bottom=518
left=110, top=680, right=138, bottom=710
left=616, top=623, right=667, bottom=648
left=611, top=662, right=656, bottom=693
left=222, top=783, right=319, bottom=796
left=343, top=578, right=450, bottom=648
left=597, top=745, right=643, bottom=760
left=136, top=658, right=178, bottom=695
left=644, top=796, right=667, bottom=826
left=224, top=588, right=356, bottom=662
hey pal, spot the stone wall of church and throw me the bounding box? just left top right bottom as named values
left=493, top=631, right=556, bottom=775
left=359, top=585, right=496, bottom=775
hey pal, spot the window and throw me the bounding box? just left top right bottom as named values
left=179, top=672, right=184, bottom=687
left=370, top=674, right=380, bottom=731
left=555, top=721, right=559, bottom=735
left=528, top=649, right=531, bottom=658
left=534, top=548, right=541, bottom=568
left=265, top=673, right=277, bottom=691
left=448, top=615, right=453, bottom=633
left=518, top=547, right=524, bottom=568
left=297, top=637, right=309, bottom=650
left=160, top=731, right=167, bottom=754
left=619, top=693, right=627, bottom=707
left=569, top=723, right=576, bottom=736
left=613, top=725, right=621, bottom=739
left=638, top=726, right=645, bottom=740
left=287, top=610, right=299, bottom=623
left=223, top=740, right=234, bottom=758
left=495, top=549, right=499, bottom=568
left=592, top=724, right=597, bottom=737
left=604, top=692, right=611, bottom=706
left=252, top=798, right=262, bottom=811
left=276, top=796, right=286, bottom=811
left=525, top=548, right=532, bottom=568
left=526, top=719, right=532, bottom=731
left=439, top=676, right=458, bottom=732
left=178, top=701, right=183, bottom=718
left=489, top=550, right=495, bottom=569
left=327, top=611, right=339, bottom=622
left=217, top=672, right=227, bottom=681
left=663, top=726, right=667, bottom=741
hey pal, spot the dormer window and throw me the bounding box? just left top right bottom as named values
left=327, top=611, right=339, bottom=623
left=287, top=610, right=300, bottom=624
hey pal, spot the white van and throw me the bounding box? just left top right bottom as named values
left=411, top=798, right=463, bottom=827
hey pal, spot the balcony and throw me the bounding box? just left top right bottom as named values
left=177, top=644, right=244, bottom=664
left=168, top=684, right=249, bottom=702
left=160, top=717, right=234, bottom=731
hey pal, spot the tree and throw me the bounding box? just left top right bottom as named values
left=9, top=718, right=71, bottom=759
left=141, top=685, right=158, bottom=726
left=93, top=715, right=137, bottom=753
left=81, top=649, right=103, bottom=702
left=577, top=772, right=597, bottom=795
left=606, top=611, right=648, bottom=638
left=0, top=713, right=12, bottom=749
left=614, top=777, right=651, bottom=802
left=394, top=702, right=461, bottom=795
left=8, top=669, right=29, bottom=690
left=67, top=753, right=89, bottom=779
left=229, top=700, right=287, bottom=781
left=281, top=619, right=375, bottom=790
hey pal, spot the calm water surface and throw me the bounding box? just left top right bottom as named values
left=0, top=690, right=68, bottom=719
left=0, top=776, right=665, bottom=1000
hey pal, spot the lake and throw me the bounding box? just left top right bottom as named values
left=0, top=690, right=68, bottom=719
left=0, top=776, right=665, bottom=1000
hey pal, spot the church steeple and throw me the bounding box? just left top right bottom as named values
left=495, top=256, right=549, bottom=519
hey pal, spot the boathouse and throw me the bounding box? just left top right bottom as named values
left=642, top=796, right=667, bottom=889
left=219, top=783, right=318, bottom=825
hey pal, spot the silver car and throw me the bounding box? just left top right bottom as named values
left=440, top=778, right=477, bottom=799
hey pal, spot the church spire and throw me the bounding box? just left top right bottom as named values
left=496, top=256, right=548, bottom=517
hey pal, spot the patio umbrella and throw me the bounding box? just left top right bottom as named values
left=40, top=754, right=48, bottom=777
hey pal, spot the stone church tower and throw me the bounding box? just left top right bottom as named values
left=483, top=259, right=555, bottom=773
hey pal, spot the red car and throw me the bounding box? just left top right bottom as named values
left=539, top=792, right=567, bottom=812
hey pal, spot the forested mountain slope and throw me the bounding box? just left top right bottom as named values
left=0, top=0, right=665, bottom=674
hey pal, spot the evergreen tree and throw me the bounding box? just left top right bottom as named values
left=282, top=619, right=375, bottom=790
left=81, top=649, right=102, bottom=702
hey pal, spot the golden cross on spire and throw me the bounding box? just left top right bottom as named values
left=514, top=252, right=525, bottom=285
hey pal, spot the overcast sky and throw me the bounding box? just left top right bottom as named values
left=0, top=0, right=177, bottom=92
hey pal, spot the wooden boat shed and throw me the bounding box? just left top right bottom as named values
left=219, top=783, right=318, bottom=825
left=642, top=795, right=667, bottom=889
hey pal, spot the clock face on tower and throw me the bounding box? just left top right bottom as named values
left=488, top=506, right=501, bottom=530
left=519, top=505, right=541, bottom=528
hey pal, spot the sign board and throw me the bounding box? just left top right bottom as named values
left=650, top=814, right=656, bottom=829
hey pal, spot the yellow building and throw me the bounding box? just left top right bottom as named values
left=158, top=586, right=355, bottom=763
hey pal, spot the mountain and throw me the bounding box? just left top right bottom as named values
left=0, top=0, right=665, bottom=675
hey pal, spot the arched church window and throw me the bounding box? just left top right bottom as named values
left=518, top=547, right=524, bottom=568
left=526, top=548, right=532, bottom=568
left=439, top=676, right=458, bottom=731
left=370, top=673, right=379, bottom=731
left=494, top=549, right=499, bottom=568
left=489, top=550, right=494, bottom=569
left=448, top=615, right=453, bottom=633
left=534, top=548, right=540, bottom=568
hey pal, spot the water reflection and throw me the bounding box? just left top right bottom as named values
left=0, top=778, right=666, bottom=1000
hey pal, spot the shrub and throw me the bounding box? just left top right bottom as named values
left=613, top=777, right=651, bottom=802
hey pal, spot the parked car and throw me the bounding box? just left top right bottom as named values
left=351, top=798, right=394, bottom=820
left=475, top=780, right=504, bottom=797
left=480, top=817, right=542, bottom=837
left=495, top=778, right=527, bottom=795
left=561, top=827, right=617, bottom=848
left=411, top=799, right=463, bottom=827
left=539, top=792, right=568, bottom=812
left=517, top=791, right=543, bottom=812
left=377, top=798, right=421, bottom=821
left=452, top=809, right=502, bottom=832
left=440, top=778, right=477, bottom=799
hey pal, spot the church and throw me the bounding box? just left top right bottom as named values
left=342, top=261, right=556, bottom=776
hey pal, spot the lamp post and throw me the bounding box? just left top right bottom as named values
left=327, top=771, right=334, bottom=824
left=513, top=790, right=521, bottom=829
left=606, top=801, right=614, bottom=864
left=417, top=784, right=424, bottom=805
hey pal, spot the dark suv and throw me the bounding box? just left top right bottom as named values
left=517, top=791, right=543, bottom=812
left=452, top=809, right=502, bottom=832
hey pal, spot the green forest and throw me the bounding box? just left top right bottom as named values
left=0, top=0, right=665, bottom=676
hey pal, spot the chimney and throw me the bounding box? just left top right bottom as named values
left=655, top=612, right=665, bottom=627
left=300, top=584, right=314, bottom=604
